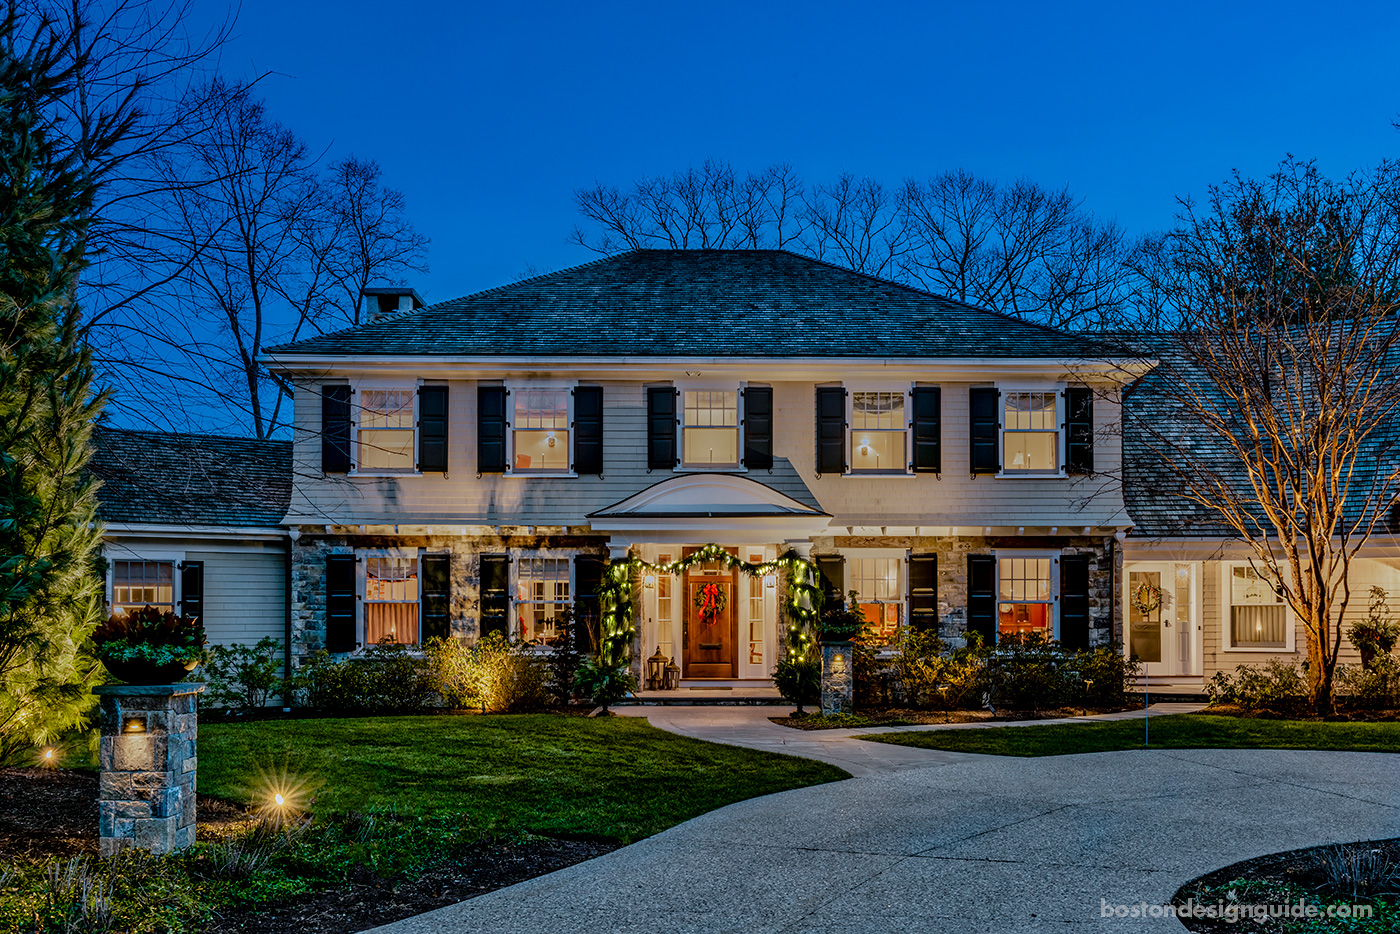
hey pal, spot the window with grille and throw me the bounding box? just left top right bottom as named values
left=358, top=389, right=415, bottom=471
left=365, top=555, right=419, bottom=644
left=849, top=556, right=903, bottom=643
left=513, top=389, right=570, bottom=473
left=998, top=556, right=1053, bottom=637
left=1229, top=565, right=1287, bottom=648
left=656, top=553, right=675, bottom=661
left=682, top=390, right=739, bottom=467
left=1003, top=392, right=1058, bottom=472
left=850, top=392, right=907, bottom=473
left=112, top=560, right=174, bottom=614
left=516, top=557, right=571, bottom=641
left=748, top=552, right=765, bottom=665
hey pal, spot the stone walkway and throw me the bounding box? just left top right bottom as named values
left=613, top=702, right=1207, bottom=776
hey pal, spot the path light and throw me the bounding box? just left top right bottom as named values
left=39, top=747, right=57, bottom=768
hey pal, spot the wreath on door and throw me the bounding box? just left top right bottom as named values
left=694, top=581, right=728, bottom=627
left=1131, top=581, right=1164, bottom=616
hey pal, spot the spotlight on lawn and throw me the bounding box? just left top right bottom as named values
left=251, top=761, right=319, bottom=826
left=39, top=747, right=58, bottom=767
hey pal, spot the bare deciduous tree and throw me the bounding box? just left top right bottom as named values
left=1127, top=159, right=1400, bottom=713
left=572, top=160, right=1132, bottom=327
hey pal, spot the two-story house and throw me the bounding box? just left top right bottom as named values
left=259, top=250, right=1145, bottom=685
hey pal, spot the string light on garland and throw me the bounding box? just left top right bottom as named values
left=593, top=545, right=822, bottom=668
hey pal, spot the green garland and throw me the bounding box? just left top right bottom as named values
left=595, top=544, right=822, bottom=671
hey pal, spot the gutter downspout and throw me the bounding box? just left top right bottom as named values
left=283, top=528, right=298, bottom=709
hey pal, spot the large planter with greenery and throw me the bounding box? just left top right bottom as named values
left=93, top=606, right=206, bottom=685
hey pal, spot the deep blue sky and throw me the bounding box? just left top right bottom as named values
left=196, top=0, right=1400, bottom=303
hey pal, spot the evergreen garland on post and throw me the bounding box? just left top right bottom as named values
left=0, top=17, right=108, bottom=763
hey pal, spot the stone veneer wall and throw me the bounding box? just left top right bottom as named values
left=812, top=535, right=1120, bottom=646
left=289, top=527, right=608, bottom=659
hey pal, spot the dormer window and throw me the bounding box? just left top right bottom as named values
left=681, top=390, right=739, bottom=468
left=513, top=389, right=570, bottom=474
left=358, top=389, right=415, bottom=472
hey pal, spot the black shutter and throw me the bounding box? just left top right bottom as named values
left=743, top=387, right=773, bottom=470
left=969, top=387, right=1000, bottom=475
left=325, top=554, right=357, bottom=652
left=479, top=554, right=510, bottom=638
left=1066, top=387, right=1093, bottom=475
left=322, top=385, right=352, bottom=473
left=422, top=554, right=451, bottom=642
left=418, top=385, right=448, bottom=473
left=816, top=555, right=845, bottom=608
left=647, top=387, right=677, bottom=470
left=478, top=386, right=507, bottom=473
left=911, top=387, right=941, bottom=473
left=573, top=386, right=604, bottom=475
left=967, top=555, right=997, bottom=645
left=908, top=555, right=937, bottom=632
left=815, top=387, right=846, bottom=475
left=1059, top=553, right=1091, bottom=650
left=179, top=561, right=204, bottom=620
left=573, top=554, right=605, bottom=652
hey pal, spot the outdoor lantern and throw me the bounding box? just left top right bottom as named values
left=646, top=648, right=668, bottom=690
left=644, top=574, right=656, bottom=588
left=664, top=659, right=681, bottom=690
left=764, top=573, right=777, bottom=589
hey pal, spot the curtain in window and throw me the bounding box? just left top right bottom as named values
left=367, top=604, right=419, bottom=645
left=1231, top=605, right=1286, bottom=646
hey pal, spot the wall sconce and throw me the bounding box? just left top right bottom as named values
left=644, top=574, right=656, bottom=589
left=763, top=573, right=777, bottom=589
left=122, top=716, right=146, bottom=734
left=859, top=441, right=870, bottom=456
left=546, top=432, right=556, bottom=447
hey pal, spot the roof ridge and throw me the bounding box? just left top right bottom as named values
left=96, top=425, right=291, bottom=449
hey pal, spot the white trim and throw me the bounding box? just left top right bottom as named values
left=504, top=380, right=578, bottom=478
left=509, top=546, right=577, bottom=642
left=996, top=383, right=1067, bottom=478
left=993, top=548, right=1061, bottom=640
left=358, top=546, right=423, bottom=648
left=1122, top=560, right=1203, bottom=676
left=674, top=383, right=745, bottom=471
left=104, top=548, right=185, bottom=614
left=1220, top=561, right=1297, bottom=653
left=349, top=381, right=421, bottom=477
left=102, top=523, right=287, bottom=541
left=846, top=386, right=913, bottom=477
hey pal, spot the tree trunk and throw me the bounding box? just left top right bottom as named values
left=1305, top=621, right=1335, bottom=716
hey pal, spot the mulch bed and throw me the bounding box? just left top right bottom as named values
left=1203, top=703, right=1400, bottom=722
left=771, top=706, right=1132, bottom=730
left=0, top=768, right=615, bottom=934
left=1173, top=837, right=1400, bottom=933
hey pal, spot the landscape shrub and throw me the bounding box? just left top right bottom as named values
left=1066, top=645, right=1140, bottom=707
left=1336, top=656, right=1400, bottom=710
left=203, top=637, right=285, bottom=710
left=1205, top=658, right=1308, bottom=711
left=573, top=657, right=637, bottom=712
left=1347, top=586, right=1400, bottom=670
left=468, top=632, right=550, bottom=712
left=983, top=633, right=1074, bottom=709
left=292, top=643, right=436, bottom=714
left=772, top=656, right=820, bottom=712
left=540, top=607, right=586, bottom=703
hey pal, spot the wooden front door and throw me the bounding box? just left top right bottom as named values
left=683, top=573, right=737, bottom=679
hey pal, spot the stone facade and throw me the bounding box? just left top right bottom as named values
left=288, top=526, right=607, bottom=660
left=95, top=684, right=202, bottom=856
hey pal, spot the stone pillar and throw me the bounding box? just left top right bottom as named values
left=94, top=684, right=204, bottom=856
left=820, top=641, right=854, bottom=716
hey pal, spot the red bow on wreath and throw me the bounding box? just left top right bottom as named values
left=694, top=582, right=727, bottom=626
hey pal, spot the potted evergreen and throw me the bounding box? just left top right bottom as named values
left=93, top=606, right=207, bottom=684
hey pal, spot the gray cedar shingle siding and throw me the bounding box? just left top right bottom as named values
left=266, top=250, right=1126, bottom=359
left=90, top=427, right=292, bottom=527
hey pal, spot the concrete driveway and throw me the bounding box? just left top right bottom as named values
left=367, top=712, right=1400, bottom=933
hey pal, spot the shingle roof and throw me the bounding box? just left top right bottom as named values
left=90, top=427, right=291, bottom=528
left=267, top=250, right=1124, bottom=359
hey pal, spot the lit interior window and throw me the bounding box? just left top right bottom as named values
left=517, top=557, right=571, bottom=641
left=112, top=560, right=174, bottom=614
left=1230, top=566, right=1286, bottom=647
left=682, top=390, right=739, bottom=467
left=1003, top=392, right=1058, bottom=472
left=358, top=389, right=415, bottom=471
left=849, top=556, right=903, bottom=643
left=513, top=389, right=570, bottom=473
left=850, top=392, right=906, bottom=473
left=998, top=557, right=1052, bottom=637
left=365, top=555, right=419, bottom=645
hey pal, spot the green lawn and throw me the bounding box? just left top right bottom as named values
left=200, top=714, right=846, bottom=841
left=861, top=714, right=1400, bottom=757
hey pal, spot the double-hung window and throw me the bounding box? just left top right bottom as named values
left=365, top=555, right=419, bottom=645
left=1227, top=565, right=1289, bottom=649
left=850, top=392, right=907, bottom=474
left=358, top=388, right=416, bottom=472
left=681, top=390, right=739, bottom=468
left=998, top=556, right=1054, bottom=637
left=516, top=556, right=571, bottom=641
left=512, top=388, right=571, bottom=474
left=848, top=555, right=904, bottom=643
left=1003, top=391, right=1058, bottom=473
left=112, top=560, right=175, bottom=614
